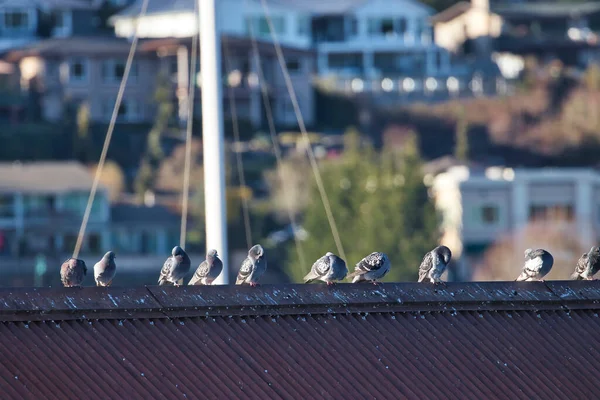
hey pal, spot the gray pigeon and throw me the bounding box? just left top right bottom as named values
left=189, top=249, right=223, bottom=285
left=418, top=245, right=452, bottom=285
left=347, top=252, right=391, bottom=285
left=236, top=244, right=266, bottom=287
left=515, top=248, right=554, bottom=282
left=94, top=251, right=117, bottom=287
left=571, top=246, right=600, bottom=280
left=158, top=246, right=191, bottom=286
left=304, top=252, right=348, bottom=285
left=60, top=258, right=87, bottom=287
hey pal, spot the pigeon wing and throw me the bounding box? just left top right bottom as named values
left=572, top=253, right=588, bottom=279
left=158, top=256, right=174, bottom=285
left=189, top=260, right=210, bottom=285
left=236, top=257, right=254, bottom=284
left=348, top=252, right=381, bottom=278
left=520, top=256, right=544, bottom=280
left=304, top=255, right=329, bottom=282
left=418, top=251, right=433, bottom=282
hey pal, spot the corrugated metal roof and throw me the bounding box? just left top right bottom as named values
left=0, top=282, right=600, bottom=398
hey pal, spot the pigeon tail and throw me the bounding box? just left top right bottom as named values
left=303, top=270, right=319, bottom=283
left=571, top=271, right=583, bottom=280
left=347, top=270, right=365, bottom=279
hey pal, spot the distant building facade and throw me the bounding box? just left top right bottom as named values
left=431, top=166, right=600, bottom=279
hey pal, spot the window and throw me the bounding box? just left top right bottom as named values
left=286, top=59, right=300, bottom=72
left=4, top=10, right=29, bottom=30
left=69, top=58, right=88, bottom=83
left=63, top=192, right=85, bottom=216
left=90, top=193, right=105, bottom=220
left=52, top=10, right=71, bottom=37
left=88, top=234, right=101, bottom=254
left=246, top=16, right=285, bottom=37
left=297, top=15, right=310, bottom=36
left=104, top=98, right=141, bottom=122
left=529, top=204, right=574, bottom=222
left=480, top=205, right=499, bottom=224
left=102, top=59, right=138, bottom=83
left=367, top=17, right=407, bottom=37
left=0, top=195, right=14, bottom=218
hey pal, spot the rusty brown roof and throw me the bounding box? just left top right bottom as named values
left=0, top=281, right=599, bottom=399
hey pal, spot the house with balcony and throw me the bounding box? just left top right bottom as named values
left=433, top=0, right=600, bottom=74
left=0, top=0, right=115, bottom=52
left=0, top=161, right=110, bottom=257
left=110, top=0, right=316, bottom=127
left=4, top=36, right=160, bottom=123
left=431, top=165, right=600, bottom=280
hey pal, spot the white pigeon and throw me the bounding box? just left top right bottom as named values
left=515, top=248, right=553, bottom=282
left=94, top=251, right=117, bottom=287
left=418, top=246, right=452, bottom=285
left=236, top=244, right=266, bottom=287
left=304, top=252, right=348, bottom=285
left=347, top=252, right=391, bottom=285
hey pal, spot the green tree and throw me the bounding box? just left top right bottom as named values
left=135, top=73, right=173, bottom=200
left=454, top=105, right=469, bottom=162
left=284, top=128, right=439, bottom=282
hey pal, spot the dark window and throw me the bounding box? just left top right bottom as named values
left=481, top=206, right=498, bottom=224
left=286, top=60, right=300, bottom=72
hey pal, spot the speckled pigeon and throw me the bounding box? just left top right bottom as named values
left=572, top=246, right=600, bottom=280
left=189, top=249, right=223, bottom=285
left=236, top=244, right=266, bottom=287
left=347, top=252, right=391, bottom=285
left=418, top=245, right=452, bottom=285
left=304, top=252, right=348, bottom=285
left=158, top=246, right=191, bottom=286
left=515, top=248, right=554, bottom=282
left=94, top=251, right=116, bottom=287
left=60, top=258, right=87, bottom=287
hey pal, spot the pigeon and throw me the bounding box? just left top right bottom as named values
left=571, top=246, right=600, bottom=280
left=347, top=252, right=391, bottom=285
left=304, top=252, right=348, bottom=286
left=189, top=249, right=223, bottom=285
left=236, top=244, right=267, bottom=287
left=94, top=251, right=117, bottom=287
left=515, top=248, right=554, bottom=282
left=60, top=258, right=87, bottom=287
left=158, top=246, right=191, bottom=286
left=418, top=245, right=452, bottom=285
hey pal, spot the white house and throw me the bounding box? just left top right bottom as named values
left=431, top=165, right=600, bottom=279
left=110, top=0, right=312, bottom=49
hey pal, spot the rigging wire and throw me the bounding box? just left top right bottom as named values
left=244, top=9, right=307, bottom=268
left=72, top=0, right=149, bottom=260
left=180, top=7, right=200, bottom=250
left=222, top=37, right=253, bottom=250
left=259, top=0, right=347, bottom=262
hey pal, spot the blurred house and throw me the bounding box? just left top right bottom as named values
left=0, top=161, right=186, bottom=266
left=0, top=161, right=110, bottom=256
left=4, top=36, right=159, bottom=123
left=433, top=0, right=600, bottom=76
left=431, top=165, right=600, bottom=280
left=140, top=35, right=316, bottom=127
left=0, top=0, right=112, bottom=52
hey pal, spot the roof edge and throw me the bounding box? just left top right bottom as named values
left=0, top=281, right=598, bottom=321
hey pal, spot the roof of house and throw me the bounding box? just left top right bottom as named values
left=1, top=281, right=599, bottom=398
left=492, top=1, right=600, bottom=19
left=141, top=35, right=316, bottom=56
left=0, top=161, right=106, bottom=194
left=0, top=0, right=98, bottom=10
left=3, top=36, right=153, bottom=62
left=113, top=0, right=428, bottom=19
left=431, top=1, right=471, bottom=24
